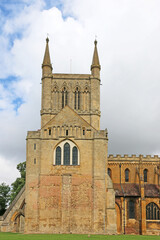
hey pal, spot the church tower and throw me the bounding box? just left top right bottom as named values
left=25, top=39, right=117, bottom=234
left=41, top=38, right=101, bottom=130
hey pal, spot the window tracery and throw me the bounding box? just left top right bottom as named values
left=54, top=140, right=79, bottom=166
left=146, top=202, right=160, bottom=220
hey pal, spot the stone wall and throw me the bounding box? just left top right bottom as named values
left=0, top=186, right=25, bottom=232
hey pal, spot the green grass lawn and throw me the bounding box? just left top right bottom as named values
left=0, top=233, right=159, bottom=240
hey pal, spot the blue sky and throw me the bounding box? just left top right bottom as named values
left=0, top=0, right=160, bottom=184
left=0, top=0, right=62, bottom=114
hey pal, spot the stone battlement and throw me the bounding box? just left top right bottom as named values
left=108, top=154, right=160, bottom=161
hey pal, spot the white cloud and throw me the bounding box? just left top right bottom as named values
left=0, top=156, right=20, bottom=185
left=0, top=0, right=160, bottom=184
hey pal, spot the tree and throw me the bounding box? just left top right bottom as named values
left=0, top=183, right=10, bottom=215
left=10, top=161, right=26, bottom=203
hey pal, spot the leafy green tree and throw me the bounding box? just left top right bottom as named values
left=0, top=183, right=10, bottom=215
left=10, top=161, right=26, bottom=203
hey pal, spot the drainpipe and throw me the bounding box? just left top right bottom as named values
left=119, top=163, right=125, bottom=234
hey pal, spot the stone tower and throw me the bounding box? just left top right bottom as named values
left=41, top=38, right=100, bottom=130
left=25, top=39, right=117, bottom=234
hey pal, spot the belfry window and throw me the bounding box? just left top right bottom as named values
left=125, top=168, right=130, bottom=182
left=146, top=202, right=160, bottom=220
left=128, top=200, right=135, bottom=219
left=144, top=169, right=148, bottom=182
left=54, top=140, right=79, bottom=166
left=62, top=87, right=68, bottom=108
left=74, top=87, right=80, bottom=110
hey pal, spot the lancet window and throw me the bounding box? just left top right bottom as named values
left=72, top=146, right=78, bottom=165
left=125, top=168, right=130, bottom=182
left=54, top=140, right=79, bottom=166
left=108, top=168, right=112, bottom=178
left=64, top=143, right=70, bottom=165
left=128, top=200, right=135, bottom=219
left=146, top=202, right=160, bottom=220
left=144, top=169, right=148, bottom=182
left=74, top=87, right=80, bottom=110
left=62, top=87, right=68, bottom=108
left=55, top=146, right=61, bottom=165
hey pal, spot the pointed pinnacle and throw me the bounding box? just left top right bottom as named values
left=42, top=37, right=52, bottom=68
left=91, top=40, right=100, bottom=70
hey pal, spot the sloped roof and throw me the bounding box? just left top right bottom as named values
left=114, top=183, right=160, bottom=198
left=145, top=184, right=160, bottom=198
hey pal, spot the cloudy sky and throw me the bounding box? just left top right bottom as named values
left=0, top=0, right=160, bottom=185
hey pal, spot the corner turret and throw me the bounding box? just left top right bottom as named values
left=91, top=40, right=101, bottom=79
left=41, top=38, right=53, bottom=127
left=42, top=37, right=52, bottom=75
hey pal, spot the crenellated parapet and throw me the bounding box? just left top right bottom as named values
left=108, top=154, right=160, bottom=161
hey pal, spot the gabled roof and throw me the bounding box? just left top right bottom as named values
left=42, top=105, right=95, bottom=130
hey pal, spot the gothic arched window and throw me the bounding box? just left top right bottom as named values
left=125, top=168, right=130, bottom=182
left=55, top=146, right=61, bottom=165
left=146, top=202, right=160, bottom=220
left=62, top=87, right=68, bottom=108
left=54, top=140, right=79, bottom=166
left=64, top=143, right=70, bottom=165
left=144, top=169, right=148, bottom=182
left=74, top=87, right=80, bottom=110
left=72, top=146, right=78, bottom=165
left=108, top=168, right=112, bottom=178
left=129, top=200, right=135, bottom=219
